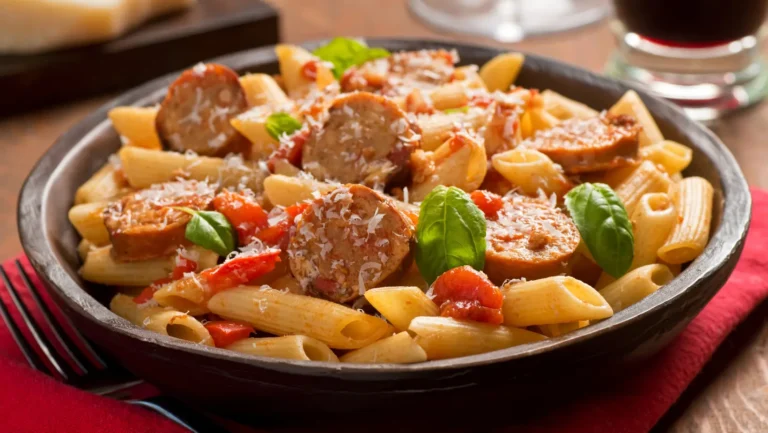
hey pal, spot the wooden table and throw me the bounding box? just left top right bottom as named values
left=1, top=0, right=766, bottom=431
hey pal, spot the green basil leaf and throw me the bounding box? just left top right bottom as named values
left=176, top=207, right=237, bottom=257
left=565, top=183, right=634, bottom=278
left=415, top=186, right=487, bottom=284
left=312, top=37, right=390, bottom=79
left=265, top=113, right=302, bottom=141
left=443, top=106, right=469, bottom=114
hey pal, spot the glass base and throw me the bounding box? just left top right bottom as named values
left=605, top=21, right=768, bottom=123
left=408, top=0, right=609, bottom=43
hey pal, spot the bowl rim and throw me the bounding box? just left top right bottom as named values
left=18, top=37, right=752, bottom=377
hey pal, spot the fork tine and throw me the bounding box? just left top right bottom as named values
left=15, top=260, right=106, bottom=371
left=0, top=284, right=49, bottom=373
left=0, top=265, right=75, bottom=381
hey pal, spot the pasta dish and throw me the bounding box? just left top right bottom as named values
left=69, top=38, right=714, bottom=364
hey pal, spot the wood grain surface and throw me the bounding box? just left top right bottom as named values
left=0, top=0, right=766, bottom=430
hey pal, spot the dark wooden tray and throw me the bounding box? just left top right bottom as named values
left=0, top=0, right=279, bottom=116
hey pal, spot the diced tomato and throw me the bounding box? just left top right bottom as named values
left=256, top=202, right=310, bottom=249
left=469, top=93, right=494, bottom=109
left=201, top=250, right=281, bottom=294
left=134, top=257, right=197, bottom=304
left=405, top=211, right=419, bottom=226
left=431, top=265, right=504, bottom=324
left=440, top=300, right=504, bottom=325
left=213, top=190, right=269, bottom=245
left=204, top=321, right=255, bottom=348
left=267, top=129, right=308, bottom=172
left=470, top=190, right=504, bottom=220
left=301, top=60, right=319, bottom=81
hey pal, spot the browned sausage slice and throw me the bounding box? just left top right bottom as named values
left=484, top=194, right=580, bottom=284
left=156, top=63, right=250, bottom=157
left=287, top=184, right=413, bottom=303
left=301, top=92, right=420, bottom=187
left=523, top=113, right=640, bottom=174
left=103, top=180, right=216, bottom=262
left=342, top=49, right=457, bottom=97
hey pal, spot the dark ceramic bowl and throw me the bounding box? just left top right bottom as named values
left=18, top=39, right=750, bottom=415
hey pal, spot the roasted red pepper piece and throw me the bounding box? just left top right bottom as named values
left=204, top=321, right=255, bottom=348
left=200, top=250, right=281, bottom=294
left=213, top=190, right=269, bottom=245
left=470, top=190, right=505, bottom=220
left=432, top=265, right=504, bottom=325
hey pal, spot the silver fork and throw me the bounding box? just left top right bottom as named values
left=0, top=259, right=229, bottom=433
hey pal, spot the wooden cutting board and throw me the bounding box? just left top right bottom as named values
left=0, top=0, right=279, bottom=116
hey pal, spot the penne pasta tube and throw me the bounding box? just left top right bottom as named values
left=501, top=276, right=613, bottom=327
left=118, top=147, right=267, bottom=191
left=430, top=83, right=469, bottom=110
left=226, top=336, right=339, bottom=362
left=658, top=177, right=714, bottom=264
left=263, top=174, right=335, bottom=207
left=411, top=133, right=487, bottom=201
left=77, top=239, right=94, bottom=262
left=364, top=286, right=438, bottom=332
left=478, top=52, right=524, bottom=92
left=340, top=332, right=427, bottom=364
left=409, top=316, right=546, bottom=360
left=208, top=286, right=393, bottom=349
left=492, top=147, right=571, bottom=197
left=639, top=141, right=693, bottom=175
left=107, top=106, right=162, bottom=150
left=230, top=106, right=280, bottom=159
left=630, top=192, right=677, bottom=269
left=75, top=161, right=131, bottom=204
left=68, top=202, right=110, bottom=246
left=275, top=44, right=335, bottom=98
left=540, top=89, right=598, bottom=120
left=452, top=65, right=486, bottom=89
left=609, top=90, right=664, bottom=147
left=599, top=264, right=674, bottom=312
left=614, top=160, right=672, bottom=216
left=527, top=108, right=560, bottom=133
left=536, top=320, right=589, bottom=338
left=238, top=73, right=292, bottom=109
left=110, top=294, right=213, bottom=346
left=417, top=108, right=488, bottom=151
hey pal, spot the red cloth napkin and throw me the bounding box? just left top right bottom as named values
left=1, top=189, right=767, bottom=433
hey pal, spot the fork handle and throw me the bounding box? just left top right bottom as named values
left=129, top=396, right=230, bottom=433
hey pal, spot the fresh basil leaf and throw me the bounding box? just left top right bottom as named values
left=415, top=186, right=487, bottom=284
left=265, top=113, right=302, bottom=141
left=443, top=106, right=469, bottom=114
left=176, top=207, right=237, bottom=257
left=565, top=183, right=634, bottom=278
left=312, top=37, right=390, bottom=79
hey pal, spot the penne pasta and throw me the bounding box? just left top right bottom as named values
left=609, top=90, right=664, bottom=147
left=74, top=161, right=131, bottom=204
left=430, top=83, right=470, bottom=110
left=417, top=109, right=488, bottom=151
left=409, top=316, right=546, bottom=360
left=275, top=44, right=335, bottom=98
left=639, top=141, right=693, bottom=175
left=479, top=52, right=525, bottom=92
left=107, top=106, right=163, bottom=150
left=262, top=174, right=335, bottom=207
left=614, top=160, right=672, bottom=215
left=540, top=89, right=598, bottom=120
left=118, top=146, right=267, bottom=191
left=340, top=332, right=427, bottom=364
left=599, top=264, right=674, bottom=312
left=630, top=192, right=677, bottom=269
left=411, top=133, right=487, bottom=201
left=110, top=294, right=213, bottom=346
left=492, top=147, right=571, bottom=197
left=238, top=73, right=292, bottom=109
left=536, top=320, right=589, bottom=338
left=208, top=286, right=393, bottom=349
left=68, top=202, right=110, bottom=246
left=225, top=336, right=339, bottom=362
left=77, top=239, right=94, bottom=262
left=658, top=177, right=714, bottom=264
left=230, top=106, right=280, bottom=159
left=501, top=276, right=614, bottom=327
left=364, top=286, right=438, bottom=332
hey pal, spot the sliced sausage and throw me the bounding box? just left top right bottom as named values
left=522, top=112, right=640, bottom=174
left=483, top=193, right=580, bottom=284
left=301, top=92, right=420, bottom=187
left=341, top=49, right=457, bottom=97
left=156, top=63, right=251, bottom=157
left=103, top=179, right=216, bottom=262
left=287, top=184, right=413, bottom=303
